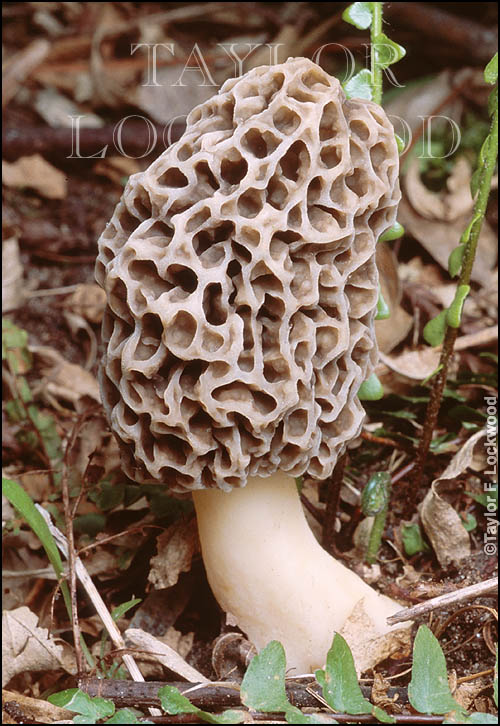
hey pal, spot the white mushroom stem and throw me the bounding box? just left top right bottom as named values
left=193, top=472, right=407, bottom=673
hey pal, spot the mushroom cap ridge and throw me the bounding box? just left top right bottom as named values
left=96, top=57, right=400, bottom=494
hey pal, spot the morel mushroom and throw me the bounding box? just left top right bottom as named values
left=96, top=58, right=407, bottom=673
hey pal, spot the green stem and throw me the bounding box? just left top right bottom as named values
left=370, top=2, right=384, bottom=105
left=412, top=100, right=498, bottom=500
left=459, top=108, right=498, bottom=288
left=366, top=506, right=389, bottom=564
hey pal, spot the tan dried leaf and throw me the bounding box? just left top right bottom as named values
left=65, top=283, right=107, bottom=324
left=378, top=347, right=441, bottom=380
left=2, top=155, right=67, bottom=199
left=2, top=238, right=25, bottom=313
left=2, top=689, right=72, bottom=723
left=30, top=345, right=100, bottom=403
left=339, top=599, right=412, bottom=674
left=2, top=606, right=75, bottom=687
left=398, top=196, right=496, bottom=283
left=420, top=431, right=485, bottom=567
left=93, top=157, right=142, bottom=186
left=149, top=518, right=199, bottom=589
left=375, top=243, right=413, bottom=353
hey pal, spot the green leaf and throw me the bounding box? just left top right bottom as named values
left=358, top=373, right=384, bottom=401
left=408, top=625, right=462, bottom=715
left=484, top=52, right=498, bottom=84
left=73, top=513, right=106, bottom=537
left=316, top=634, right=394, bottom=722
left=460, top=512, right=477, bottom=532
left=2, top=477, right=72, bottom=615
left=344, top=69, right=373, bottom=100
left=401, top=523, right=430, bottom=556
left=379, top=221, right=404, bottom=242
left=471, top=137, right=490, bottom=197
left=362, top=472, right=391, bottom=516
left=448, top=244, right=466, bottom=278
left=342, top=2, right=373, bottom=29
left=240, top=641, right=289, bottom=712
left=89, top=478, right=125, bottom=511
left=48, top=689, right=115, bottom=721
left=460, top=214, right=481, bottom=245
left=423, top=309, right=447, bottom=346
left=444, top=714, right=498, bottom=724
left=111, top=598, right=142, bottom=622
left=488, top=86, right=498, bottom=117
left=373, top=33, right=406, bottom=70
left=106, top=708, right=153, bottom=724
left=27, top=405, right=62, bottom=461
left=394, top=134, right=406, bottom=153
left=158, top=686, right=243, bottom=724
left=375, top=289, right=390, bottom=320
left=446, top=285, right=470, bottom=328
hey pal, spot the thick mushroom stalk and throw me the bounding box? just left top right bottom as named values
left=194, top=473, right=405, bottom=673
left=97, top=58, right=408, bottom=674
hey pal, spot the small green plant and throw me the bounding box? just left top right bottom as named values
left=341, top=3, right=406, bottom=401
left=48, top=689, right=152, bottom=724
left=361, top=471, right=391, bottom=564
left=414, top=52, right=498, bottom=489
left=48, top=626, right=497, bottom=723
left=2, top=318, right=62, bottom=479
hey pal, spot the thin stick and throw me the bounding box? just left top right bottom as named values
left=35, top=505, right=162, bottom=718
left=322, top=452, right=347, bottom=555
left=60, top=419, right=84, bottom=674
left=387, top=577, right=498, bottom=625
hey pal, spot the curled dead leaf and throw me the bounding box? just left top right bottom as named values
left=2, top=606, right=75, bottom=687
left=2, top=238, right=24, bottom=313
left=420, top=431, right=485, bottom=567
left=149, top=518, right=199, bottom=589
left=339, top=599, right=412, bottom=674
left=29, top=345, right=100, bottom=404
left=65, top=283, right=107, bottom=325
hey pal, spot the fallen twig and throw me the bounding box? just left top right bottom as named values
left=2, top=122, right=185, bottom=161
left=387, top=577, right=498, bottom=625
left=79, top=676, right=409, bottom=710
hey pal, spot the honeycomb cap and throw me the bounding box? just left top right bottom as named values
left=96, top=57, right=400, bottom=494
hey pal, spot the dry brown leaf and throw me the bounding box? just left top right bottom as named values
left=135, top=67, right=216, bottom=124
left=405, top=156, right=475, bottom=222
left=149, top=518, right=199, bottom=589
left=2, top=238, right=25, bottom=313
left=158, top=626, right=194, bottom=659
left=2, top=155, right=67, bottom=200
left=2, top=689, right=72, bottom=723
left=93, top=157, right=142, bottom=186
left=375, top=243, right=413, bottom=353
left=2, top=606, right=75, bottom=687
left=30, top=345, right=100, bottom=404
left=420, top=431, right=485, bottom=567
left=338, top=599, right=412, bottom=674
left=385, top=70, right=463, bottom=137
left=2, top=38, right=51, bottom=107
left=378, top=347, right=441, bottom=380
left=34, top=87, right=104, bottom=128
left=452, top=679, right=492, bottom=711
left=398, top=196, right=496, bottom=284
left=420, top=480, right=471, bottom=567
